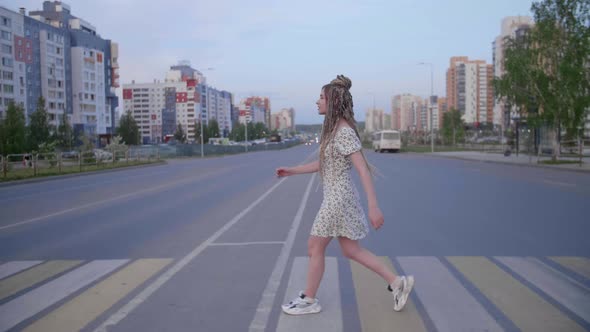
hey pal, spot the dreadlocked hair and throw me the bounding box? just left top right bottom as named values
left=319, top=75, right=373, bottom=178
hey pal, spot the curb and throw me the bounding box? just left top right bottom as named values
left=413, top=153, right=590, bottom=174
left=0, top=160, right=167, bottom=187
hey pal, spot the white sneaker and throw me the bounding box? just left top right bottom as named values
left=281, top=291, right=322, bottom=315
left=389, top=275, right=415, bottom=311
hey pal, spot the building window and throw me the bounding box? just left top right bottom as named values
left=1, top=17, right=10, bottom=27
left=2, top=71, right=13, bottom=80
left=1, top=44, right=11, bottom=54
left=0, top=30, right=11, bottom=41
left=3, top=84, right=14, bottom=94
left=1, top=57, right=13, bottom=67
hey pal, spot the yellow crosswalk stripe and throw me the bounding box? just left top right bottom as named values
left=549, top=257, right=590, bottom=280
left=448, top=256, right=586, bottom=332
left=350, top=257, right=427, bottom=332
left=0, top=260, right=83, bottom=301
left=23, top=259, right=172, bottom=332
left=22, top=258, right=172, bottom=332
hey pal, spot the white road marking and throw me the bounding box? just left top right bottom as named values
left=209, top=241, right=286, bottom=246
left=249, top=173, right=316, bottom=332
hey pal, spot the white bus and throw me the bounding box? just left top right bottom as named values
left=372, top=130, right=401, bottom=153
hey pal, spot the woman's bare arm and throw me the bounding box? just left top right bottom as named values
left=350, top=151, right=384, bottom=229
left=276, top=160, right=319, bottom=177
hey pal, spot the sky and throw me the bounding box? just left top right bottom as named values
left=10, top=0, right=535, bottom=124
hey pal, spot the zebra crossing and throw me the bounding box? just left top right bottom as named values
left=0, top=256, right=588, bottom=331
left=277, top=256, right=590, bottom=332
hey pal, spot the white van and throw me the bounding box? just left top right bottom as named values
left=372, top=130, right=401, bottom=153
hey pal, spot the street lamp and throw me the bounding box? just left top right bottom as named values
left=418, top=62, right=434, bottom=153
left=367, top=91, right=376, bottom=132
left=199, top=67, right=215, bottom=158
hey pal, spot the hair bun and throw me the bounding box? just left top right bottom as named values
left=330, top=75, right=352, bottom=90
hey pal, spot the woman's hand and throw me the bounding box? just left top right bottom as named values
left=276, top=167, right=294, bottom=178
left=368, top=205, right=384, bottom=230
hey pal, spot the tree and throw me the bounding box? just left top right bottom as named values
left=442, top=108, right=465, bottom=145
left=207, top=119, right=220, bottom=141
left=253, top=122, right=267, bottom=140
left=117, top=111, right=140, bottom=145
left=174, top=123, right=187, bottom=143
left=230, top=123, right=245, bottom=142
left=1, top=102, right=27, bottom=155
left=54, top=112, right=74, bottom=151
left=494, top=0, right=590, bottom=160
left=27, top=96, right=53, bottom=151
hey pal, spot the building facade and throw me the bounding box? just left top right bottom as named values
left=492, top=16, right=534, bottom=127
left=446, top=56, right=493, bottom=126
left=122, top=63, right=232, bottom=144
left=391, top=94, right=423, bottom=131
left=0, top=1, right=119, bottom=146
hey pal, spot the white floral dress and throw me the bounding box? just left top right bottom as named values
left=311, top=127, right=369, bottom=240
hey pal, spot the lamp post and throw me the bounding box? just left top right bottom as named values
left=368, top=91, right=376, bottom=132
left=199, top=67, right=215, bottom=158
left=419, top=62, right=434, bottom=153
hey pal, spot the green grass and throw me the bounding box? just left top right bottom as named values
left=1, top=160, right=164, bottom=182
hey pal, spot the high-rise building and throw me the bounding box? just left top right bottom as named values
left=365, top=108, right=387, bottom=133
left=122, top=62, right=232, bottom=144
left=29, top=1, right=119, bottom=144
left=391, top=94, right=423, bottom=131
left=492, top=16, right=534, bottom=127
left=0, top=2, right=119, bottom=147
left=0, top=7, right=28, bottom=119
left=420, top=96, right=441, bottom=131
left=446, top=56, right=493, bottom=126
left=239, top=96, right=270, bottom=127
left=437, top=97, right=448, bottom=129
left=271, top=107, right=295, bottom=132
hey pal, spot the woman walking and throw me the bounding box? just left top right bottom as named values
left=276, top=75, right=414, bottom=315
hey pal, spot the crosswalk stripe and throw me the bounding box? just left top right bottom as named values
left=0, top=259, right=128, bottom=332
left=0, top=261, right=43, bottom=280
left=276, top=257, right=342, bottom=332
left=350, top=257, right=427, bottom=332
left=0, top=260, right=83, bottom=301
left=495, top=257, right=590, bottom=326
left=449, top=256, right=586, bottom=332
left=397, top=256, right=503, bottom=332
left=549, top=257, right=590, bottom=280
left=22, top=258, right=172, bottom=332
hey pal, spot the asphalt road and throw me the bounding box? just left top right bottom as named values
left=0, top=144, right=589, bottom=332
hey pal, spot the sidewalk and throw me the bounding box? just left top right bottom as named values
left=427, top=151, right=590, bottom=173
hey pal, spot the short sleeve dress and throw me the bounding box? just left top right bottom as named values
left=310, top=126, right=369, bottom=240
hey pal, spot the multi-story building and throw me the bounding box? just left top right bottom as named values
left=29, top=1, right=119, bottom=144
left=239, top=96, right=270, bottom=127
left=391, top=94, right=423, bottom=131
left=271, top=107, right=295, bottom=133
left=123, top=62, right=232, bottom=144
left=446, top=56, right=493, bottom=126
left=437, top=97, right=448, bottom=129
left=365, top=108, right=385, bottom=133
left=419, top=96, right=441, bottom=131
left=492, top=16, right=534, bottom=127
left=0, top=2, right=119, bottom=146
left=0, top=7, right=27, bottom=119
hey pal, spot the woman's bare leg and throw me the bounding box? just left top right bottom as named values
left=304, top=235, right=333, bottom=298
left=338, top=236, right=397, bottom=284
